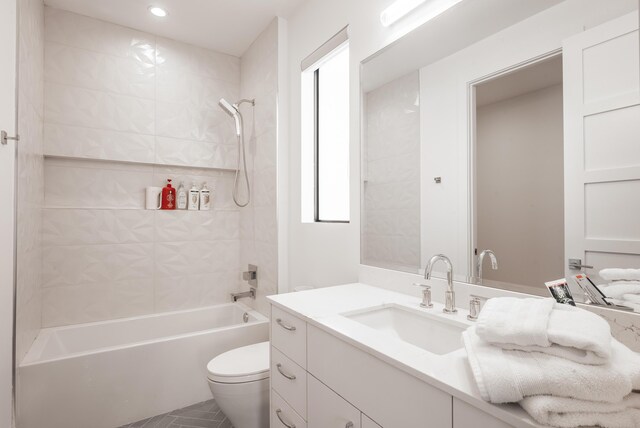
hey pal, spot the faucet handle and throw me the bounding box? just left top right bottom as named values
left=413, top=283, right=433, bottom=308
left=467, top=295, right=487, bottom=321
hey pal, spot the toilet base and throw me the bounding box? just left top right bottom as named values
left=207, top=377, right=269, bottom=428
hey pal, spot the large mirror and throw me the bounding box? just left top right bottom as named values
left=361, top=0, right=640, bottom=311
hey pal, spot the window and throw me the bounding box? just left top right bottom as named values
left=301, top=32, right=350, bottom=223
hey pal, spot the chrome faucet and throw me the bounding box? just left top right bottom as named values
left=476, top=249, right=498, bottom=281
left=424, top=254, right=457, bottom=314
left=231, top=288, right=256, bottom=302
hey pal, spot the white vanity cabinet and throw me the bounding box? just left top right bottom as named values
left=307, top=375, right=361, bottom=428
left=452, top=398, right=513, bottom=428
left=269, top=304, right=521, bottom=428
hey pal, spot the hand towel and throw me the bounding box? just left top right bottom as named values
left=463, top=326, right=640, bottom=404
left=520, top=393, right=640, bottom=428
left=476, top=297, right=612, bottom=364
left=601, top=282, right=640, bottom=299
left=600, top=268, right=640, bottom=282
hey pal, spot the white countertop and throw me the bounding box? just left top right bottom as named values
left=268, top=283, right=545, bottom=428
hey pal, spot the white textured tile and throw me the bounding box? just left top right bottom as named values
left=45, top=82, right=155, bottom=134
left=155, top=137, right=236, bottom=169
left=16, top=0, right=44, bottom=361
left=154, top=275, right=205, bottom=312
left=156, top=37, right=239, bottom=83
left=155, top=101, right=228, bottom=143
left=42, top=243, right=155, bottom=287
left=156, top=68, right=238, bottom=109
left=44, top=123, right=155, bottom=163
left=44, top=160, right=152, bottom=208
left=44, top=7, right=155, bottom=64
left=45, top=41, right=155, bottom=99
left=43, top=209, right=155, bottom=246
left=42, top=283, right=111, bottom=327
left=110, top=278, right=155, bottom=319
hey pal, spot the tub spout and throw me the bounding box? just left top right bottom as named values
left=231, top=288, right=256, bottom=302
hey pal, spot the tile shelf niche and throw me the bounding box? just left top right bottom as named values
left=43, top=154, right=238, bottom=173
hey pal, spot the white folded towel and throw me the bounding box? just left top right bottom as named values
left=463, top=327, right=640, bottom=404
left=476, top=297, right=612, bottom=364
left=520, top=393, right=640, bottom=428
left=601, top=282, right=640, bottom=299
left=600, top=268, right=640, bottom=282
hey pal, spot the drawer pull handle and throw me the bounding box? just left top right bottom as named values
left=276, top=318, right=297, bottom=331
left=346, top=423, right=354, bottom=428
left=276, top=409, right=296, bottom=428
left=276, top=363, right=297, bottom=380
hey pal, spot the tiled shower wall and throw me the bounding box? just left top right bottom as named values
left=16, top=0, right=44, bottom=361
left=39, top=8, right=277, bottom=327
left=239, top=19, right=279, bottom=315
left=362, top=71, right=421, bottom=271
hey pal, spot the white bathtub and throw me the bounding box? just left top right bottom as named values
left=17, top=303, right=269, bottom=428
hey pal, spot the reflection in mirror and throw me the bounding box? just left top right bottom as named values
left=360, top=0, right=640, bottom=313
left=362, top=71, right=421, bottom=272
left=474, top=54, right=564, bottom=294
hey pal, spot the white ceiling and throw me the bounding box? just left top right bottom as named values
left=43, top=0, right=307, bottom=56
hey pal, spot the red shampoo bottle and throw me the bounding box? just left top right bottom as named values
left=161, top=179, right=176, bottom=210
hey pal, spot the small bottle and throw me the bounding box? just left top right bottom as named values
left=199, top=182, right=211, bottom=211
left=176, top=181, right=187, bottom=210
left=188, top=182, right=199, bottom=211
left=161, top=179, right=176, bottom=210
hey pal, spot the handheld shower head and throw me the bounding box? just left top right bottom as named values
left=218, top=98, right=241, bottom=136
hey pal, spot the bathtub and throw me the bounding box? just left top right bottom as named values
left=17, top=302, right=269, bottom=428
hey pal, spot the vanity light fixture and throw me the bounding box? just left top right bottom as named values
left=381, top=0, right=463, bottom=27
left=148, top=6, right=168, bottom=17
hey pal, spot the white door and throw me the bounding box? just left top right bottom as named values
left=0, top=0, right=17, bottom=426
left=563, top=12, right=640, bottom=287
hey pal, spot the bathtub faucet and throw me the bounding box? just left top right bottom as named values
left=231, top=288, right=256, bottom=302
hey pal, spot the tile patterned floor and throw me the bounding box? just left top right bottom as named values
left=117, top=399, right=233, bottom=428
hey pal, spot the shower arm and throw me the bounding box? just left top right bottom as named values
left=234, top=99, right=255, bottom=109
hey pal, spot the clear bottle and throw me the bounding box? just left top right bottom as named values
left=188, top=182, right=200, bottom=211
left=199, top=182, right=211, bottom=211
left=176, top=181, right=188, bottom=210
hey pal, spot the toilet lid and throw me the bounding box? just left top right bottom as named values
left=207, top=341, right=270, bottom=383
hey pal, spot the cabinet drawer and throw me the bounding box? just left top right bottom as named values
left=271, top=305, right=307, bottom=368
left=272, top=390, right=307, bottom=428
left=308, top=375, right=361, bottom=428
left=307, top=324, right=452, bottom=428
left=271, top=346, right=307, bottom=419
left=453, top=398, right=512, bottom=428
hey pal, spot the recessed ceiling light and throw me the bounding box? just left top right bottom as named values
left=148, top=6, right=167, bottom=17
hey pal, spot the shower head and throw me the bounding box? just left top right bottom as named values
left=219, top=98, right=241, bottom=136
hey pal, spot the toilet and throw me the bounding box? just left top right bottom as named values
left=207, top=341, right=270, bottom=428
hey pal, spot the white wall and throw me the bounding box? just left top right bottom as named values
left=15, top=0, right=44, bottom=374
left=40, top=8, right=244, bottom=327
left=286, top=0, right=424, bottom=290
left=239, top=18, right=280, bottom=315
left=476, top=84, right=564, bottom=289
left=0, top=0, right=17, bottom=423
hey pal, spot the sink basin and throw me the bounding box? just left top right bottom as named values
left=343, top=304, right=466, bottom=355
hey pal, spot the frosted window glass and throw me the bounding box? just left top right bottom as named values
left=317, top=45, right=350, bottom=221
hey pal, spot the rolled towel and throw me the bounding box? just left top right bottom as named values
left=600, top=268, right=640, bottom=282
left=520, top=393, right=640, bottom=428
left=463, top=327, right=640, bottom=404
left=601, top=282, right=640, bottom=299
left=476, top=297, right=612, bottom=364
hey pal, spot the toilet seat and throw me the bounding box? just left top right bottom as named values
left=207, top=341, right=270, bottom=383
